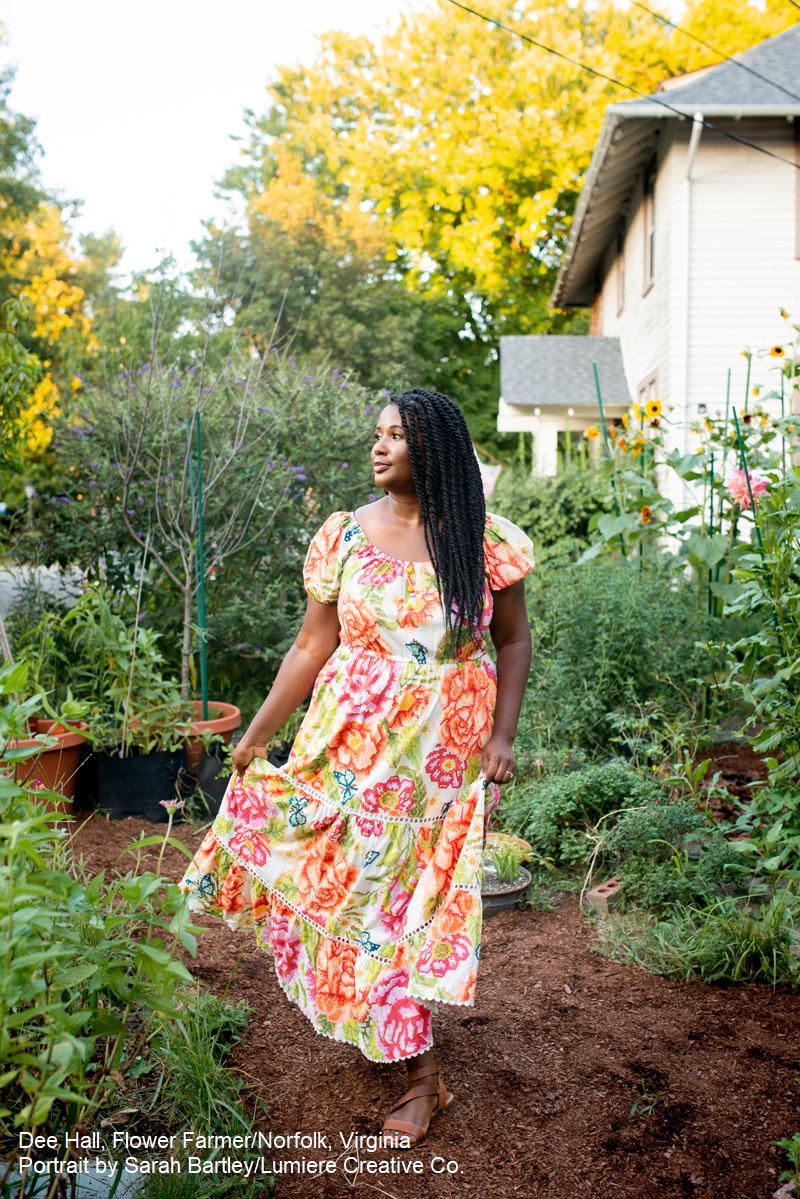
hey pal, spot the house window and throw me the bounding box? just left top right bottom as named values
left=616, top=231, right=626, bottom=314
left=643, top=163, right=656, bottom=291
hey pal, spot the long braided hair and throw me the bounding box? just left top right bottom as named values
left=392, top=389, right=486, bottom=645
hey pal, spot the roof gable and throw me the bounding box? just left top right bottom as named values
left=500, top=335, right=631, bottom=409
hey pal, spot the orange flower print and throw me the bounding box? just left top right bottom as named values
left=218, top=863, right=247, bottom=915
left=192, top=828, right=219, bottom=876
left=316, top=938, right=359, bottom=1022
left=433, top=888, right=476, bottom=937
left=438, top=662, right=496, bottom=759
left=396, top=588, right=441, bottom=629
left=329, top=719, right=387, bottom=777
left=485, top=533, right=531, bottom=589
left=303, top=516, right=342, bottom=597
left=427, top=805, right=471, bottom=894
left=387, top=685, right=430, bottom=730
left=414, top=824, right=436, bottom=871
left=338, top=594, right=387, bottom=655
left=294, top=835, right=359, bottom=921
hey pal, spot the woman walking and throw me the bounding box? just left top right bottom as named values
left=181, top=388, right=533, bottom=1147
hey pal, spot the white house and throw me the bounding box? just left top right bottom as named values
left=500, top=23, right=800, bottom=477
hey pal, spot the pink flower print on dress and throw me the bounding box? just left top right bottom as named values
left=338, top=652, right=400, bottom=721
left=425, top=745, right=466, bottom=789
left=380, top=876, right=413, bottom=938
left=371, top=968, right=432, bottom=1060
left=267, top=911, right=302, bottom=982
left=355, top=775, right=416, bottom=836
left=228, top=827, right=271, bottom=867
left=416, top=932, right=472, bottom=979
left=727, top=468, right=768, bottom=510
left=357, top=553, right=405, bottom=587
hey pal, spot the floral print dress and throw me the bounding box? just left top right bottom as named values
left=181, top=511, right=534, bottom=1062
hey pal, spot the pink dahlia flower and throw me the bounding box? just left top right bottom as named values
left=727, top=468, right=767, bottom=510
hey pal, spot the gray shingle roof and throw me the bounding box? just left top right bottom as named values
left=651, top=22, right=800, bottom=108
left=500, top=336, right=631, bottom=409
left=553, top=22, right=800, bottom=307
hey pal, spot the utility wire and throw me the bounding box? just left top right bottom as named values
left=443, top=0, right=800, bottom=172
left=629, top=0, right=800, bottom=105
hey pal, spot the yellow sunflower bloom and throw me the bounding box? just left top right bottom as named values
left=780, top=308, right=789, bottom=320
left=640, top=505, right=652, bottom=524
left=584, top=426, right=600, bottom=440
left=632, top=403, right=642, bottom=422
left=617, top=438, right=629, bottom=452
left=621, top=412, right=630, bottom=429
left=644, top=399, right=662, bottom=419
left=631, top=445, right=643, bottom=457
left=752, top=386, right=761, bottom=397
left=770, top=345, right=785, bottom=358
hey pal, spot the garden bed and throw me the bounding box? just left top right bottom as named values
left=73, top=814, right=800, bottom=1199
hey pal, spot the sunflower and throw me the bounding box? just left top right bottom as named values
left=608, top=426, right=619, bottom=440
left=621, top=412, right=630, bottom=429
left=770, top=345, right=785, bottom=358
left=631, top=445, right=643, bottom=457
left=780, top=308, right=789, bottom=320
left=645, top=399, right=662, bottom=419
left=752, top=386, right=761, bottom=397
left=640, top=505, right=652, bottom=524
left=649, top=418, right=660, bottom=429
left=632, top=403, right=642, bottom=422
left=584, top=426, right=600, bottom=440
left=617, top=438, right=629, bottom=452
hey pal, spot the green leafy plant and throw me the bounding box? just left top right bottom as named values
left=630, top=1081, right=668, bottom=1117
left=774, top=1127, right=800, bottom=1188
left=483, top=832, right=537, bottom=884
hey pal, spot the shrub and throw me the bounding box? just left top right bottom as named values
left=500, top=762, right=660, bottom=865
left=491, top=464, right=608, bottom=561
left=523, top=557, right=713, bottom=752
left=595, top=892, right=800, bottom=988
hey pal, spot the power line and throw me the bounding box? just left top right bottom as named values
left=629, top=0, right=800, bottom=106
left=443, top=0, right=800, bottom=172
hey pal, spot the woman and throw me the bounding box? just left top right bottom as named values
left=180, top=388, right=533, bottom=1147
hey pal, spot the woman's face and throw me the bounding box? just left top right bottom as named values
left=371, top=403, right=415, bottom=493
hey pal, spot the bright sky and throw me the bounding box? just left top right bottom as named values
left=0, top=1, right=425, bottom=276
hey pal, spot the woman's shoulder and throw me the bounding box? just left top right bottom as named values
left=483, top=511, right=535, bottom=589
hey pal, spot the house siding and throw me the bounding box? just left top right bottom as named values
left=595, top=118, right=800, bottom=448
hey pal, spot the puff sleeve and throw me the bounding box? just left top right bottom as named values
left=484, top=512, right=535, bottom=591
left=303, top=512, right=348, bottom=603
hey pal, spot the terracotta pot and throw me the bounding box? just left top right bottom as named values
left=185, top=700, right=241, bottom=778
left=12, top=719, right=89, bottom=816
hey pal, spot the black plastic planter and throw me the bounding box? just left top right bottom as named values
left=92, top=748, right=189, bottom=822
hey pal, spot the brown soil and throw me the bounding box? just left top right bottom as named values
left=71, top=814, right=800, bottom=1199
left=698, top=741, right=770, bottom=824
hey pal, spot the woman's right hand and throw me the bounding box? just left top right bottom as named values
left=232, top=743, right=257, bottom=777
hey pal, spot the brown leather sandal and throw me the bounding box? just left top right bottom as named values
left=381, top=1062, right=455, bottom=1149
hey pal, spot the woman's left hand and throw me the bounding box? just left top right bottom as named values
left=481, top=733, right=517, bottom=785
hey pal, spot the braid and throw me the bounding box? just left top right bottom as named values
left=392, top=389, right=486, bottom=646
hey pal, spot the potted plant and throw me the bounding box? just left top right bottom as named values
left=61, top=587, right=191, bottom=821
left=3, top=661, right=90, bottom=817
left=482, top=833, right=535, bottom=917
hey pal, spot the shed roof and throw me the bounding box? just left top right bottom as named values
left=552, top=23, right=800, bottom=308
left=500, top=335, right=631, bottom=409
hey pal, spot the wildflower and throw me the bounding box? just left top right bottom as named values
left=645, top=399, right=662, bottom=419
left=609, top=426, right=618, bottom=440
left=631, top=445, right=643, bottom=457
left=727, top=468, right=768, bottom=510
left=788, top=424, right=796, bottom=434
left=752, top=385, right=761, bottom=397
left=640, top=505, right=652, bottom=524
left=704, top=419, right=712, bottom=432
left=617, top=438, right=628, bottom=452
left=770, top=345, right=785, bottom=358
left=159, top=798, right=186, bottom=815
left=70, top=375, right=83, bottom=392
left=780, top=308, right=789, bottom=320
left=534, top=758, right=544, bottom=769
left=584, top=426, right=600, bottom=440
left=760, top=416, right=769, bottom=428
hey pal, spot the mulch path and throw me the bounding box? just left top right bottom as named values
left=70, top=813, right=800, bottom=1199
